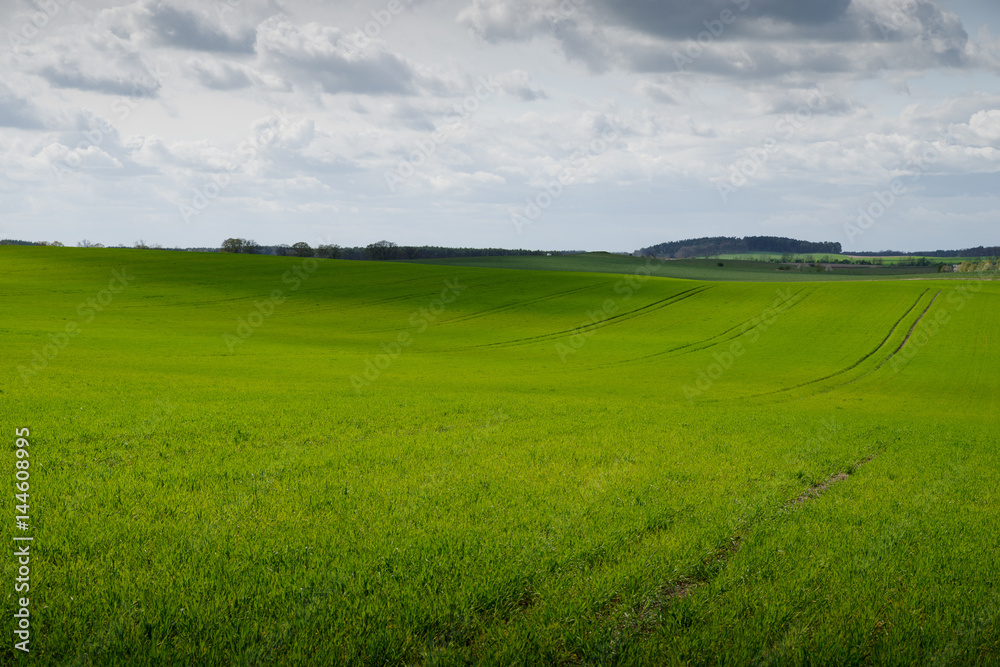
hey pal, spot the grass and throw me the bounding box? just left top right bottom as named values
left=2, top=246, right=998, bottom=664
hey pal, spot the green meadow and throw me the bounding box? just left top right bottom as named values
left=2, top=246, right=999, bottom=665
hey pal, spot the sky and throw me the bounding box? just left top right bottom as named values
left=1, top=0, right=998, bottom=253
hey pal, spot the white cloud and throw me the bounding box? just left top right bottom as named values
left=950, top=109, right=1000, bottom=147
left=0, top=0, right=998, bottom=251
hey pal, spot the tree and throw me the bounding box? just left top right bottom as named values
left=221, top=238, right=260, bottom=254
left=365, top=240, right=400, bottom=260
left=274, top=244, right=292, bottom=257
left=316, top=244, right=341, bottom=259
left=291, top=242, right=313, bottom=257
left=221, top=238, right=244, bottom=253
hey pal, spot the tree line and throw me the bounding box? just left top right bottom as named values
left=849, top=245, right=1000, bottom=258
left=219, top=238, right=553, bottom=260
left=638, top=236, right=843, bottom=258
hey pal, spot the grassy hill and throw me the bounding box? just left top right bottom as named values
left=3, top=246, right=999, bottom=664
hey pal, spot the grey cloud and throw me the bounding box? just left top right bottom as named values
left=142, top=0, right=256, bottom=53
left=24, top=30, right=164, bottom=97
left=459, top=0, right=974, bottom=77
left=189, top=59, right=253, bottom=90
left=769, top=88, right=855, bottom=116
left=593, top=0, right=852, bottom=40
left=496, top=70, right=548, bottom=101
left=37, top=62, right=162, bottom=97
left=635, top=79, right=677, bottom=104
left=389, top=103, right=437, bottom=131
left=282, top=50, right=417, bottom=95
left=457, top=0, right=612, bottom=72
left=457, top=0, right=557, bottom=43
left=256, top=18, right=435, bottom=96
left=910, top=1, right=968, bottom=66
left=0, top=82, right=45, bottom=129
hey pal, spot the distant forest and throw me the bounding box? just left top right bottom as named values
left=638, top=236, right=843, bottom=258
left=0, top=238, right=571, bottom=260
left=217, top=239, right=567, bottom=260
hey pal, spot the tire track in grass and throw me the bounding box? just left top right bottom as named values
left=874, top=290, right=942, bottom=369
left=600, top=286, right=817, bottom=370
left=606, top=452, right=881, bottom=655
left=725, top=290, right=943, bottom=406
left=477, top=285, right=715, bottom=349
left=741, top=289, right=931, bottom=400
left=796, top=290, right=945, bottom=399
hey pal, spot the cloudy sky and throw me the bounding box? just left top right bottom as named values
left=1, top=0, right=998, bottom=252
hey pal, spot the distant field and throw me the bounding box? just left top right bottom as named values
left=715, top=252, right=992, bottom=264
left=3, top=246, right=999, bottom=664
left=653, top=252, right=992, bottom=265
left=403, top=252, right=951, bottom=281
left=714, top=252, right=855, bottom=262
left=847, top=255, right=993, bottom=264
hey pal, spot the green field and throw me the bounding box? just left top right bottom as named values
left=3, top=247, right=999, bottom=664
